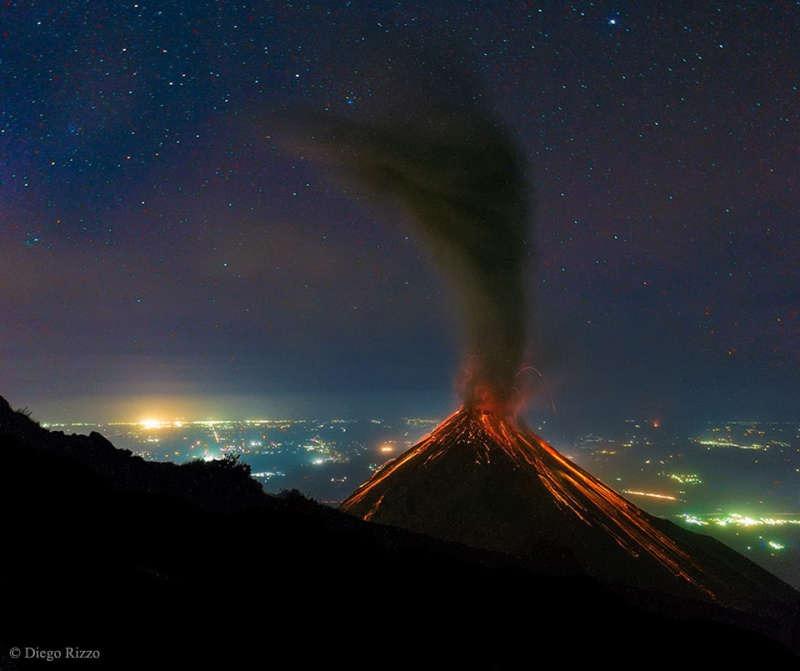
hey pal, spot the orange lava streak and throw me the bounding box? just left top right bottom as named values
left=363, top=494, right=386, bottom=521
left=344, top=409, right=463, bottom=510
left=343, top=407, right=712, bottom=595
left=478, top=412, right=709, bottom=591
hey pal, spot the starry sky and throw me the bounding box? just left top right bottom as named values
left=2, top=1, right=798, bottom=424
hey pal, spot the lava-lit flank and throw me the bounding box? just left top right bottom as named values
left=342, top=407, right=711, bottom=594
left=344, top=408, right=465, bottom=511
left=363, top=494, right=386, bottom=522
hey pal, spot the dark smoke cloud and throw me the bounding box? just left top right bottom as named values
left=279, top=58, right=532, bottom=413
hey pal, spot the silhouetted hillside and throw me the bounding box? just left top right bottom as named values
left=1, top=396, right=797, bottom=668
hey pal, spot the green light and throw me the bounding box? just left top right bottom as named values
left=668, top=473, right=703, bottom=485
left=679, top=514, right=708, bottom=526
left=677, top=512, right=800, bottom=529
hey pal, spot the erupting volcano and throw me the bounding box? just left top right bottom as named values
left=342, top=407, right=800, bottom=609
left=287, top=56, right=797, bottom=610
left=343, top=407, right=713, bottom=594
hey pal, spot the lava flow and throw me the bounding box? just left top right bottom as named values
left=342, top=406, right=711, bottom=596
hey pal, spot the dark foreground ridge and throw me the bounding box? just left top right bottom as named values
left=1, top=395, right=798, bottom=668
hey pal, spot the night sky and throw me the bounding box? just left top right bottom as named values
left=2, top=1, right=798, bottom=424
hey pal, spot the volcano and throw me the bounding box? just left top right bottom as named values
left=3, top=396, right=798, bottom=662
left=343, top=407, right=797, bottom=611
left=295, top=58, right=798, bottom=618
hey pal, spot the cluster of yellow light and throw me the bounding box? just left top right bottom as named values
left=668, top=473, right=703, bottom=485
left=695, top=438, right=766, bottom=451
left=622, top=490, right=679, bottom=502
left=110, top=417, right=316, bottom=430
left=138, top=418, right=190, bottom=430
left=378, top=442, right=396, bottom=454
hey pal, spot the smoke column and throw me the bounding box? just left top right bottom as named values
left=282, top=61, right=532, bottom=414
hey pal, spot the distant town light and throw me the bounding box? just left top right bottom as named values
left=622, top=489, right=678, bottom=502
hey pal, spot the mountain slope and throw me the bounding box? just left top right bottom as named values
left=342, top=408, right=798, bottom=613
left=1, top=396, right=797, bottom=667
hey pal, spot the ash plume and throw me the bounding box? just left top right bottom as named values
left=282, top=61, right=533, bottom=414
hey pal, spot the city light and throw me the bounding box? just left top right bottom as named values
left=38, top=411, right=800, bottom=583
left=677, top=513, right=800, bottom=529
left=668, top=473, right=703, bottom=485
left=252, top=471, right=285, bottom=480
left=694, top=438, right=767, bottom=451
left=622, top=490, right=679, bottom=502
left=681, top=515, right=707, bottom=526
